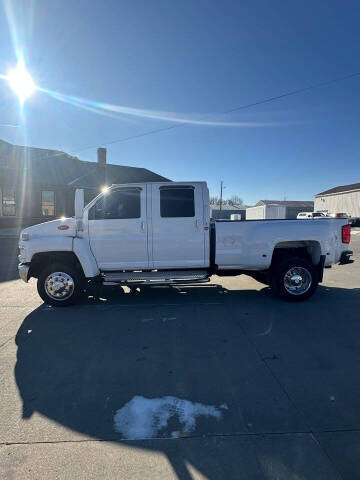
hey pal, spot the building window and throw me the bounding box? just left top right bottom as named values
left=2, top=188, right=16, bottom=216
left=41, top=191, right=55, bottom=216
left=160, top=187, right=195, bottom=218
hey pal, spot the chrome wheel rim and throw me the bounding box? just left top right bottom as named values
left=283, top=267, right=312, bottom=295
left=45, top=272, right=74, bottom=301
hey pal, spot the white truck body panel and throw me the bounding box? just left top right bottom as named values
left=215, top=218, right=346, bottom=269
left=246, top=204, right=286, bottom=220
left=73, top=236, right=101, bottom=278
left=150, top=182, right=209, bottom=268
left=18, top=218, right=74, bottom=261
left=88, top=184, right=149, bottom=270
left=17, top=218, right=101, bottom=278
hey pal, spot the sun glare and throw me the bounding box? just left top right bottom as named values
left=7, top=59, right=36, bottom=103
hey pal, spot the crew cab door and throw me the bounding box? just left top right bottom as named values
left=88, top=186, right=149, bottom=270
left=150, top=183, right=208, bottom=268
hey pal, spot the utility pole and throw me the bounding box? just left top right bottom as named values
left=220, top=181, right=224, bottom=211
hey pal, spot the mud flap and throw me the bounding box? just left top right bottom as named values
left=318, top=255, right=326, bottom=283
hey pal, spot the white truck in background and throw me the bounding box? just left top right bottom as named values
left=297, top=212, right=328, bottom=219
left=18, top=181, right=353, bottom=306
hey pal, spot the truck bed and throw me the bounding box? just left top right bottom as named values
left=215, top=218, right=348, bottom=270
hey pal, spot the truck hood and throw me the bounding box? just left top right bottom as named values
left=21, top=218, right=77, bottom=239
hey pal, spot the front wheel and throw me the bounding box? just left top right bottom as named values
left=37, top=263, right=85, bottom=307
left=270, top=256, right=319, bottom=302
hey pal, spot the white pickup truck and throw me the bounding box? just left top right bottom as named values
left=18, top=181, right=353, bottom=306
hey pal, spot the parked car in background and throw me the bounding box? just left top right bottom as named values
left=297, top=211, right=327, bottom=219
left=328, top=212, right=350, bottom=219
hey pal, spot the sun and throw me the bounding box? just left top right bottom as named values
left=7, top=59, right=36, bottom=103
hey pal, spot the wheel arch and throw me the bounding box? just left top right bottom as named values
left=271, top=240, right=322, bottom=267
left=29, top=251, right=85, bottom=279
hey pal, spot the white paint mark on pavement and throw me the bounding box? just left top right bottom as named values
left=114, top=395, right=228, bottom=439
left=162, top=317, right=177, bottom=322
left=256, top=322, right=273, bottom=336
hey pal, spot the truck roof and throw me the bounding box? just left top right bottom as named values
left=108, top=181, right=207, bottom=187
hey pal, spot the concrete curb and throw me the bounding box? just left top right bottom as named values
left=0, top=228, right=21, bottom=239
left=0, top=233, right=20, bottom=239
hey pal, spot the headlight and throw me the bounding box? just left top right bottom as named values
left=21, top=232, right=29, bottom=241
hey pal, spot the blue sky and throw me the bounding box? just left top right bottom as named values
left=0, top=0, right=360, bottom=205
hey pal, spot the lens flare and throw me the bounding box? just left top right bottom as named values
left=7, top=59, right=36, bottom=104
left=38, top=87, right=287, bottom=127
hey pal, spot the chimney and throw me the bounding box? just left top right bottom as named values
left=97, top=147, right=107, bottom=167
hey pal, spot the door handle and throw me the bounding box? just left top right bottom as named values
left=141, top=221, right=145, bottom=231
left=195, top=219, right=200, bottom=229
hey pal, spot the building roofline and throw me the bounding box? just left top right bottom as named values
left=316, top=182, right=360, bottom=196
left=0, top=138, right=170, bottom=176
left=315, top=188, right=360, bottom=197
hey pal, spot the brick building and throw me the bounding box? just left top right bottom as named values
left=0, top=139, right=169, bottom=228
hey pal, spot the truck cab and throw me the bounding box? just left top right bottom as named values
left=86, top=181, right=210, bottom=270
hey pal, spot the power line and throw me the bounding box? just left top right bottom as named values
left=73, top=123, right=184, bottom=154
left=225, top=71, right=360, bottom=113
left=65, top=70, right=360, bottom=155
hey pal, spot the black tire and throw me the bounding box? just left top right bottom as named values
left=270, top=256, right=318, bottom=302
left=37, top=262, right=85, bottom=307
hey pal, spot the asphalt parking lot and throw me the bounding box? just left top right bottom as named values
left=1, top=232, right=360, bottom=479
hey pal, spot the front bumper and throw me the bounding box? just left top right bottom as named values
left=339, top=250, right=354, bottom=265
left=18, top=263, right=30, bottom=283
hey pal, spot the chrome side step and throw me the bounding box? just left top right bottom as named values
left=103, top=269, right=209, bottom=285
left=103, top=278, right=210, bottom=286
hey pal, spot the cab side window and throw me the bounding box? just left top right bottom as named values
left=89, top=189, right=141, bottom=220
left=160, top=187, right=195, bottom=218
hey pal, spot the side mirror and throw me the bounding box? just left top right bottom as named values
left=75, top=189, right=84, bottom=231
left=75, top=189, right=84, bottom=219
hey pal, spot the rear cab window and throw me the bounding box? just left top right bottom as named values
left=160, top=186, right=195, bottom=218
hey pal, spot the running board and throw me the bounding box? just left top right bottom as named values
left=103, top=269, right=209, bottom=284
left=103, top=278, right=210, bottom=286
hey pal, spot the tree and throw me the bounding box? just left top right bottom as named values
left=210, top=196, right=220, bottom=205
left=210, top=195, right=244, bottom=206
left=227, top=195, right=244, bottom=206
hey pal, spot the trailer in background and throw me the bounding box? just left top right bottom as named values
left=246, top=204, right=286, bottom=220
left=248, top=200, right=314, bottom=220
